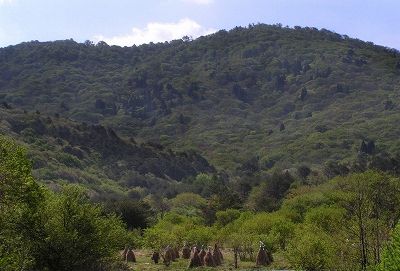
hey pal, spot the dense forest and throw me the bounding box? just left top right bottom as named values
left=1, top=24, right=400, bottom=270
left=1, top=24, right=400, bottom=171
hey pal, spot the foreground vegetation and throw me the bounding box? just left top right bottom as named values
left=0, top=137, right=132, bottom=271
left=1, top=137, right=400, bottom=270
left=139, top=171, right=400, bottom=271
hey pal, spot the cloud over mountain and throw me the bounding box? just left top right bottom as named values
left=94, top=18, right=216, bottom=46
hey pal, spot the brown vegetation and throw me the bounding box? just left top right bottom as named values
left=204, top=248, right=216, bottom=267
left=182, top=244, right=191, bottom=259
left=188, top=247, right=202, bottom=268
left=126, top=248, right=136, bottom=262
left=174, top=247, right=180, bottom=259
left=215, top=244, right=224, bottom=261
left=199, top=247, right=206, bottom=265
left=213, top=244, right=223, bottom=266
left=121, top=246, right=129, bottom=261
left=151, top=251, right=159, bottom=264
left=164, top=246, right=175, bottom=263
left=256, top=245, right=272, bottom=266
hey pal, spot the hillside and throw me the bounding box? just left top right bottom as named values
left=1, top=23, right=400, bottom=172
left=0, top=106, right=214, bottom=199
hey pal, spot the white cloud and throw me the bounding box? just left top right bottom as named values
left=181, top=0, right=214, bottom=5
left=94, top=18, right=216, bottom=47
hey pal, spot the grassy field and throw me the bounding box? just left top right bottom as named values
left=125, top=250, right=291, bottom=271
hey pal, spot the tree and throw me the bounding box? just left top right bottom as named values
left=332, top=171, right=400, bottom=270
left=144, top=194, right=170, bottom=218
left=0, top=138, right=130, bottom=271
left=215, top=209, right=241, bottom=228
left=104, top=199, right=153, bottom=230
left=84, top=40, right=94, bottom=47
left=286, top=226, right=336, bottom=271
left=377, top=223, right=400, bottom=270
left=35, top=185, right=128, bottom=271
left=297, top=165, right=311, bottom=181
left=170, top=192, right=207, bottom=217
left=0, top=137, right=42, bottom=207
left=246, top=172, right=295, bottom=211
left=0, top=137, right=43, bottom=271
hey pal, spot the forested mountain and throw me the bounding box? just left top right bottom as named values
left=1, top=24, right=400, bottom=172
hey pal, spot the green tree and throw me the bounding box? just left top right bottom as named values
left=333, top=171, right=400, bottom=269
left=246, top=172, right=295, bottom=211
left=377, top=223, right=400, bottom=270
left=104, top=199, right=153, bottom=230
left=0, top=136, right=131, bottom=271
left=215, top=209, right=241, bottom=228
left=0, top=137, right=42, bottom=207
left=35, top=185, right=128, bottom=271
left=286, top=226, right=336, bottom=271
left=0, top=137, right=43, bottom=271
left=170, top=192, right=207, bottom=217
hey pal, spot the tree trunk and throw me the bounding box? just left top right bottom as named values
left=358, top=191, right=367, bottom=271
left=234, top=248, right=238, bottom=269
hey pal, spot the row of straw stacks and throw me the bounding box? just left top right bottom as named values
left=188, top=244, right=223, bottom=268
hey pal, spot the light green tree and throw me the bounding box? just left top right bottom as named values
left=0, top=137, right=43, bottom=271
left=377, top=223, right=400, bottom=271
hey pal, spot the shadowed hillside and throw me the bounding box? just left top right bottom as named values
left=0, top=107, right=214, bottom=199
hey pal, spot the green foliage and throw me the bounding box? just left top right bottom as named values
left=215, top=209, right=241, bottom=228
left=104, top=199, right=153, bottom=230
left=0, top=137, right=43, bottom=271
left=246, top=171, right=295, bottom=211
left=192, top=173, right=220, bottom=197
left=142, top=226, right=176, bottom=250
left=170, top=192, right=207, bottom=217
left=0, top=137, right=42, bottom=206
left=377, top=223, right=400, bottom=271
left=286, top=226, right=336, bottom=271
left=282, top=171, right=400, bottom=270
left=35, top=185, right=128, bottom=271
left=332, top=171, right=400, bottom=269
left=304, top=206, right=346, bottom=234
left=0, top=138, right=130, bottom=271
left=185, top=226, right=215, bottom=246
left=141, top=170, right=400, bottom=270
left=55, top=152, right=84, bottom=168
left=142, top=210, right=218, bottom=249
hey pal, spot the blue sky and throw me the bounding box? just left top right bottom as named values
left=0, top=0, right=399, bottom=49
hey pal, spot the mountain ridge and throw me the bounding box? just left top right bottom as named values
left=1, top=23, right=400, bottom=172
